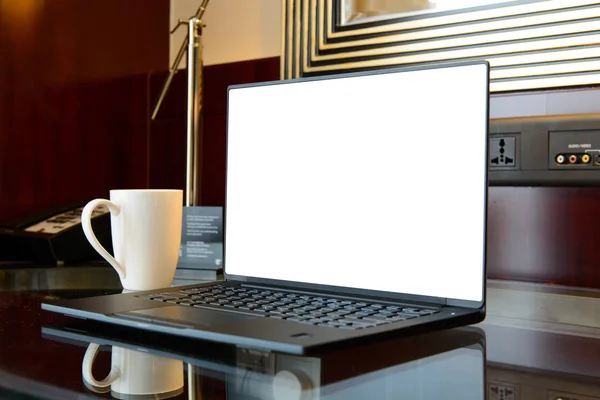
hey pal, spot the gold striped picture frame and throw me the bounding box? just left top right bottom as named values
left=281, top=0, right=600, bottom=92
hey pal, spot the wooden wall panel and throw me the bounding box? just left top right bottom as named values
left=0, top=0, right=169, bottom=223
left=487, top=186, right=600, bottom=289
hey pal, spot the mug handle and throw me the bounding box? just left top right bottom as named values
left=82, top=343, right=121, bottom=389
left=82, top=199, right=126, bottom=280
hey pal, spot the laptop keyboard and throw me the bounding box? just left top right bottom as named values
left=138, top=285, right=440, bottom=330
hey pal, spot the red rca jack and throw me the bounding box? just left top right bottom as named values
left=569, top=154, right=577, bottom=164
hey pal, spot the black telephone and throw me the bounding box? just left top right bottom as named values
left=0, top=203, right=113, bottom=265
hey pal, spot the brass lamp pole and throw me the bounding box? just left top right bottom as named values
left=152, top=0, right=210, bottom=207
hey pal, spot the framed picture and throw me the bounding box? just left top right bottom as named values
left=282, top=0, right=600, bottom=92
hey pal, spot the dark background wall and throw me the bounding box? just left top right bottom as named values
left=0, top=0, right=279, bottom=222
left=0, top=0, right=169, bottom=222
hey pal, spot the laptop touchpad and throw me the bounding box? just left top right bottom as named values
left=118, top=306, right=255, bottom=327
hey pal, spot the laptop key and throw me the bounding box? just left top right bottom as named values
left=395, top=313, right=418, bottom=320
left=337, top=319, right=372, bottom=326
left=316, top=317, right=333, bottom=322
left=167, top=291, right=191, bottom=296
left=372, top=320, right=391, bottom=326
left=362, top=315, right=392, bottom=322
left=353, top=311, right=376, bottom=317
left=403, top=308, right=419, bottom=313
left=337, top=316, right=362, bottom=322
left=156, top=295, right=183, bottom=300
left=181, top=289, right=204, bottom=294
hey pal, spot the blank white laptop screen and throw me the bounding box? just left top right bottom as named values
left=225, top=62, right=488, bottom=303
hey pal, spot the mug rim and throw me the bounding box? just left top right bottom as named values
left=109, top=189, right=182, bottom=193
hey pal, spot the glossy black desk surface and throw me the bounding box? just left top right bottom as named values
left=1, top=287, right=600, bottom=400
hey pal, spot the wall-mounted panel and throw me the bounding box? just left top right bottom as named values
left=489, top=113, right=600, bottom=185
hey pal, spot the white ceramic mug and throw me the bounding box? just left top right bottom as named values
left=82, top=189, right=183, bottom=291
left=82, top=343, right=184, bottom=399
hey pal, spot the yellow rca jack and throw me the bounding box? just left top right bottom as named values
left=556, top=154, right=565, bottom=164
left=582, top=154, right=591, bottom=164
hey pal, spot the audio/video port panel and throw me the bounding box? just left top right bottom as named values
left=555, top=153, right=592, bottom=166
left=549, top=130, right=600, bottom=170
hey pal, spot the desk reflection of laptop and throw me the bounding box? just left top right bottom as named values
left=42, top=324, right=485, bottom=400
left=42, top=60, right=490, bottom=354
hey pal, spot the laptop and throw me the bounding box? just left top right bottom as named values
left=42, top=60, right=490, bottom=355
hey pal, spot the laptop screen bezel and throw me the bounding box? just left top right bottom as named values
left=223, top=60, right=490, bottom=310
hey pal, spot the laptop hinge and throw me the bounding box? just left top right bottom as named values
left=225, top=277, right=447, bottom=308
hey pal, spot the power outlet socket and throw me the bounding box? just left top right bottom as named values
left=488, top=383, right=518, bottom=400
left=490, top=136, right=517, bottom=169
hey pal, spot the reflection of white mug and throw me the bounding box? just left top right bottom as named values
left=81, top=189, right=183, bottom=291
left=82, top=343, right=184, bottom=399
